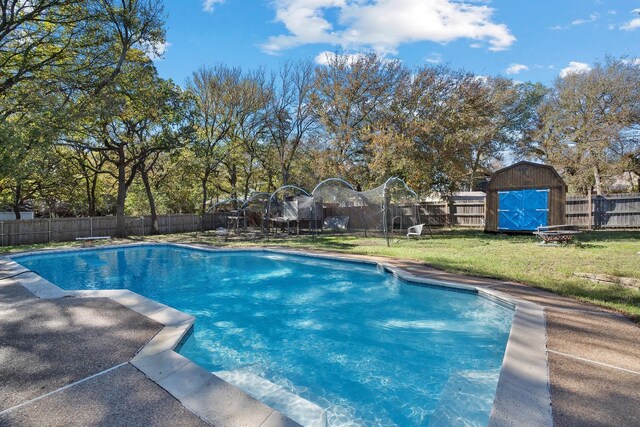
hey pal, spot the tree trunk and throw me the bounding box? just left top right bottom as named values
left=243, top=176, right=252, bottom=200
left=594, top=167, right=603, bottom=196
left=141, top=168, right=159, bottom=235
left=89, top=173, right=99, bottom=217
left=83, top=174, right=93, bottom=216
left=12, top=183, right=21, bottom=220
left=468, top=151, right=482, bottom=192
left=83, top=172, right=99, bottom=217
left=114, top=149, right=128, bottom=238
left=201, top=169, right=210, bottom=215
left=229, top=164, right=237, bottom=201
left=467, top=171, right=475, bottom=192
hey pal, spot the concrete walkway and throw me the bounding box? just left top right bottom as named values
left=0, top=284, right=210, bottom=427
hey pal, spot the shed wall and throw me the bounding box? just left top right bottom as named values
left=486, top=164, right=564, bottom=191
left=485, top=163, right=566, bottom=232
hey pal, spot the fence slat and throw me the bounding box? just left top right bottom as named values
left=1, top=193, right=639, bottom=246
left=0, top=214, right=204, bottom=246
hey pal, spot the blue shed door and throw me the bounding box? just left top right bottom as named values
left=498, top=189, right=549, bottom=231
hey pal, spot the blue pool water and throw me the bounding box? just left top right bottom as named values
left=16, top=245, right=513, bottom=426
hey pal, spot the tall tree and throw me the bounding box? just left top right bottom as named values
left=366, top=65, right=472, bottom=194
left=266, top=59, right=318, bottom=186
left=70, top=54, right=187, bottom=236
left=313, top=52, right=407, bottom=188
left=458, top=79, right=546, bottom=191
left=57, top=145, right=108, bottom=216
left=186, top=65, right=245, bottom=213
left=525, top=58, right=640, bottom=194
left=0, top=0, right=167, bottom=219
left=0, top=0, right=165, bottom=106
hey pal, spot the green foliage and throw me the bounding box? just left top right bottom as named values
left=525, top=58, right=640, bottom=194
left=3, top=9, right=640, bottom=224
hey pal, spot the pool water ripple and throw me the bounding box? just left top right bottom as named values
left=16, top=245, right=514, bottom=427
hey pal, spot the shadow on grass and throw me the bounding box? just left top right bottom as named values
left=429, top=228, right=640, bottom=249
left=425, top=228, right=538, bottom=244
left=577, top=230, right=640, bottom=243
left=273, top=236, right=359, bottom=250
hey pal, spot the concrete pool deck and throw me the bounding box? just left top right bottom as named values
left=1, top=242, right=639, bottom=426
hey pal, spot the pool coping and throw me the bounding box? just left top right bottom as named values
left=4, top=242, right=552, bottom=426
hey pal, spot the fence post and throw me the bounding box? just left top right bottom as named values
left=443, top=200, right=448, bottom=226
left=483, top=196, right=487, bottom=229
left=587, top=187, right=593, bottom=230
left=48, top=219, right=52, bottom=243
left=448, top=199, right=455, bottom=226
left=0, top=221, right=3, bottom=247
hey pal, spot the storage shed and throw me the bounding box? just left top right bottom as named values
left=485, top=161, right=567, bottom=233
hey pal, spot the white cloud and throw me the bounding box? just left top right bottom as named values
left=559, top=61, right=591, bottom=78
left=262, top=0, right=515, bottom=55
left=314, top=51, right=365, bottom=65
left=143, top=41, right=171, bottom=60
left=621, top=18, right=640, bottom=30
left=622, top=58, right=640, bottom=66
left=203, top=0, right=225, bottom=13
left=425, top=52, right=443, bottom=64
left=620, top=8, right=640, bottom=30
left=552, top=12, right=599, bottom=30
left=571, top=13, right=599, bottom=26
left=505, top=63, right=528, bottom=75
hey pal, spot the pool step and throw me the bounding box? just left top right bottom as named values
left=429, top=370, right=500, bottom=427
left=214, top=369, right=327, bottom=427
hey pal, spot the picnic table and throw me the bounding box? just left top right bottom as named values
left=533, top=225, right=581, bottom=245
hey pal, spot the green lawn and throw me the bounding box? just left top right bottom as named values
left=2, top=229, right=639, bottom=320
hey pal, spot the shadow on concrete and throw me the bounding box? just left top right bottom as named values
left=0, top=364, right=209, bottom=427
left=0, top=297, right=162, bottom=411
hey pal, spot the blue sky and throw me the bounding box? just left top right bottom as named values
left=153, top=1, right=640, bottom=87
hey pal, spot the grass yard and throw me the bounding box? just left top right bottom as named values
left=2, top=229, right=639, bottom=320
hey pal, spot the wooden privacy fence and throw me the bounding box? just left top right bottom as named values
left=418, top=199, right=486, bottom=227
left=419, top=193, right=640, bottom=229
left=0, top=214, right=208, bottom=247
left=421, top=193, right=640, bottom=229
left=422, top=193, right=640, bottom=229
left=566, top=193, right=640, bottom=229
left=2, top=193, right=639, bottom=246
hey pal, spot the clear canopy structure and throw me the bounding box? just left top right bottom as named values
left=208, top=177, right=422, bottom=245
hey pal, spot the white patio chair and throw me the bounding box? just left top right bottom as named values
left=407, top=224, right=425, bottom=238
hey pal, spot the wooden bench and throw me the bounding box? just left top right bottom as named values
left=533, top=225, right=581, bottom=245
left=75, top=236, right=111, bottom=247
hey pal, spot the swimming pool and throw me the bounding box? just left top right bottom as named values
left=15, top=244, right=514, bottom=426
